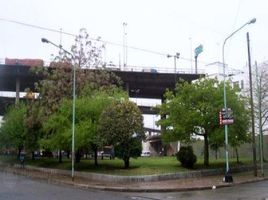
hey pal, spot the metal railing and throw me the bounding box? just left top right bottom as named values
left=0, top=58, right=204, bottom=74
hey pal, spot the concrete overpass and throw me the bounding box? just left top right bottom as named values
left=0, top=64, right=203, bottom=115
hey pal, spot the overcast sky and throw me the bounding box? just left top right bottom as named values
left=0, top=0, right=267, bottom=73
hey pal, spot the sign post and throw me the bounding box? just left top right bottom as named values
left=194, top=44, right=203, bottom=74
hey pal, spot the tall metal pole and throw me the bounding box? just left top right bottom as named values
left=71, top=61, right=76, bottom=181
left=123, top=22, right=127, bottom=69
left=41, top=38, right=76, bottom=181
left=167, top=53, right=180, bottom=85
left=221, top=18, right=256, bottom=182
left=222, top=40, right=231, bottom=181
left=247, top=32, right=257, bottom=177
left=174, top=56, right=177, bottom=84
left=195, top=56, right=197, bottom=74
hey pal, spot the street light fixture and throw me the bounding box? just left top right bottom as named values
left=41, top=38, right=76, bottom=181
left=222, top=18, right=256, bottom=182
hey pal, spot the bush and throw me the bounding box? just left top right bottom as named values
left=176, top=146, right=197, bottom=168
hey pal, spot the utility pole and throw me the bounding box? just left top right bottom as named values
left=123, top=22, right=127, bottom=69
left=167, top=53, right=180, bottom=85
left=256, top=61, right=264, bottom=176
left=247, top=32, right=257, bottom=177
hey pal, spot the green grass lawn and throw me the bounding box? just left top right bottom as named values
left=0, top=155, right=253, bottom=176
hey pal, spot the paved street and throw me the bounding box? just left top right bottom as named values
left=127, top=180, right=268, bottom=200
left=1, top=171, right=268, bottom=200
left=0, top=171, right=130, bottom=200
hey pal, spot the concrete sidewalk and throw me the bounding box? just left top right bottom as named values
left=1, top=164, right=268, bottom=192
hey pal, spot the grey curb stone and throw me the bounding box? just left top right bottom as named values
left=10, top=163, right=254, bottom=183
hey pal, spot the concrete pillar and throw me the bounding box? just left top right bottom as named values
left=15, top=77, right=20, bottom=105
left=125, top=82, right=129, bottom=95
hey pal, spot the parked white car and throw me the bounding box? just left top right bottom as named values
left=141, top=151, right=151, bottom=157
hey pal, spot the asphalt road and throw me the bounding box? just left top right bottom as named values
left=1, top=171, right=268, bottom=200
left=0, top=171, right=130, bottom=200
left=127, top=180, right=268, bottom=200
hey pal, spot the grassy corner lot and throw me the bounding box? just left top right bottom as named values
left=0, top=155, right=251, bottom=176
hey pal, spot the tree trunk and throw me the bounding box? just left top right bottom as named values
left=17, top=146, right=22, bottom=160
left=31, top=151, right=35, bottom=160
left=204, top=134, right=209, bottom=166
left=66, top=150, right=70, bottom=159
left=94, top=147, right=98, bottom=166
left=75, top=150, right=81, bottom=163
left=235, top=147, right=240, bottom=164
left=124, top=156, right=130, bottom=168
left=59, top=149, right=62, bottom=163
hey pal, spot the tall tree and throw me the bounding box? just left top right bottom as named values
left=99, top=100, right=145, bottom=168
left=157, top=78, right=250, bottom=166
left=0, top=103, right=26, bottom=157
left=252, top=62, right=268, bottom=161
left=30, top=28, right=122, bottom=160
left=71, top=28, right=105, bottom=69
left=41, top=89, right=126, bottom=165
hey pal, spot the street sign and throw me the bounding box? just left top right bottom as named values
left=219, top=108, right=234, bottom=125
left=194, top=44, right=203, bottom=57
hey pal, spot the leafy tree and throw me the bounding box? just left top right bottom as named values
left=20, top=93, right=44, bottom=160
left=40, top=104, right=70, bottom=162
left=99, top=100, right=145, bottom=168
left=33, top=28, right=121, bottom=118
left=0, top=103, right=26, bottom=157
left=71, top=28, right=105, bottom=69
left=157, top=78, right=250, bottom=166
left=41, top=89, right=126, bottom=165
left=30, top=28, right=122, bottom=161
left=252, top=62, right=268, bottom=161
left=209, top=129, right=224, bottom=160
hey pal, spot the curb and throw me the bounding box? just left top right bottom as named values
left=1, top=163, right=267, bottom=192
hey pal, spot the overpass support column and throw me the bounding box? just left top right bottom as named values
left=161, top=97, right=167, bottom=155
left=125, top=82, right=129, bottom=95
left=15, top=76, right=20, bottom=105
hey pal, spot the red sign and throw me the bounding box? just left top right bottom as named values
left=219, top=108, right=234, bottom=125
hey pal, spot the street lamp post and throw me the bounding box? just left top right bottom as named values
left=222, top=18, right=256, bottom=182
left=167, top=53, right=180, bottom=84
left=41, top=38, right=76, bottom=181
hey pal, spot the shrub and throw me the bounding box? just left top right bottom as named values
left=176, top=146, right=197, bottom=168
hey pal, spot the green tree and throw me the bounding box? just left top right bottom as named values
left=33, top=28, right=121, bottom=118
left=0, top=103, right=26, bottom=157
left=41, top=89, right=126, bottom=165
left=99, top=100, right=145, bottom=168
left=31, top=28, right=122, bottom=161
left=252, top=63, right=268, bottom=162
left=24, top=98, right=42, bottom=160
left=157, top=78, right=250, bottom=166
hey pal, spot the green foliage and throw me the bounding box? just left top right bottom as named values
left=34, top=28, right=122, bottom=119
left=115, top=137, right=142, bottom=160
left=99, top=100, right=145, bottom=168
left=41, top=90, right=123, bottom=152
left=158, top=78, right=250, bottom=166
left=176, top=146, right=197, bottom=168
left=0, top=103, right=27, bottom=152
